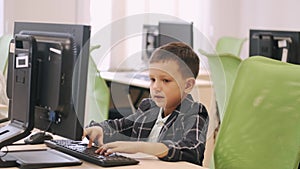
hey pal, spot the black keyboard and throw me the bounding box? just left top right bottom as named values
left=44, top=139, right=139, bottom=167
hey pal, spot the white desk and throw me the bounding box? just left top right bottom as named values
left=100, top=71, right=212, bottom=89
left=100, top=71, right=150, bottom=89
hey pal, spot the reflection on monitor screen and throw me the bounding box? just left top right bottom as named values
left=13, top=22, right=91, bottom=140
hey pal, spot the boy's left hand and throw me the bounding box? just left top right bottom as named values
left=96, top=141, right=139, bottom=156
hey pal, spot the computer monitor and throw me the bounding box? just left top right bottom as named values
left=249, top=29, right=300, bottom=64
left=141, top=21, right=193, bottom=63
left=158, top=21, right=193, bottom=48
left=12, top=22, right=91, bottom=140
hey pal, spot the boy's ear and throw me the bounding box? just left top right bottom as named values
left=184, top=78, right=195, bottom=93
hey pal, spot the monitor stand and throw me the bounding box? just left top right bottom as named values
left=0, top=150, right=18, bottom=167
left=0, top=149, right=82, bottom=168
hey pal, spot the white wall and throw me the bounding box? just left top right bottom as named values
left=0, top=0, right=3, bottom=36
left=206, top=0, right=242, bottom=43
left=3, top=0, right=300, bottom=59
left=2, top=0, right=90, bottom=35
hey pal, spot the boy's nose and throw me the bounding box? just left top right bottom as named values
left=152, top=81, right=162, bottom=91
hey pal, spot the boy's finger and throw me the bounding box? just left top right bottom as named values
left=82, top=128, right=93, bottom=147
left=82, top=130, right=88, bottom=139
left=97, top=138, right=104, bottom=146
left=88, top=139, right=93, bottom=148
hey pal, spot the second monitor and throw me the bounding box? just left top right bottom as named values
left=249, top=29, right=300, bottom=64
left=158, top=21, right=193, bottom=48
left=142, top=21, right=193, bottom=61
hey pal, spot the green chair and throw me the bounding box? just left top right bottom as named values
left=0, top=34, right=12, bottom=114
left=215, top=36, right=247, bottom=56
left=199, top=36, right=246, bottom=121
left=199, top=49, right=242, bottom=121
left=211, top=56, right=300, bottom=169
left=0, top=34, right=13, bottom=75
left=84, top=45, right=110, bottom=125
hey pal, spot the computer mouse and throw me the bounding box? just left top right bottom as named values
left=24, top=132, right=53, bottom=144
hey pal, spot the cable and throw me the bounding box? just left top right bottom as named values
left=44, top=120, right=53, bottom=133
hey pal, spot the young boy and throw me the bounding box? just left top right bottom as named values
left=83, top=42, right=209, bottom=166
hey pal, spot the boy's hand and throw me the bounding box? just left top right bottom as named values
left=82, top=126, right=104, bottom=148
left=96, top=141, right=139, bottom=155
left=95, top=141, right=169, bottom=158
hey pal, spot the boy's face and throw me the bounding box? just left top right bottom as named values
left=149, top=60, right=190, bottom=111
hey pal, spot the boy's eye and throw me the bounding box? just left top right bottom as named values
left=163, top=79, right=171, bottom=83
left=150, top=78, right=155, bottom=82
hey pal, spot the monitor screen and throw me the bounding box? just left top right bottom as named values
left=13, top=22, right=91, bottom=140
left=158, top=21, right=193, bottom=48
left=249, top=29, right=300, bottom=64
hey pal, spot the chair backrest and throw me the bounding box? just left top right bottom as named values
left=84, top=45, right=110, bottom=125
left=216, top=36, right=247, bottom=56
left=0, top=35, right=12, bottom=111
left=212, top=56, right=300, bottom=169
left=0, top=34, right=13, bottom=75
left=199, top=49, right=242, bottom=121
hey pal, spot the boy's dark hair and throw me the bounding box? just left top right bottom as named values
left=149, top=42, right=200, bottom=78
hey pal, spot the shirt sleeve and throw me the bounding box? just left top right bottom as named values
left=159, top=104, right=209, bottom=166
left=87, top=99, right=153, bottom=143
left=87, top=113, right=137, bottom=143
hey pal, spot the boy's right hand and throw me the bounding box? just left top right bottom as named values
left=82, top=126, right=104, bottom=148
